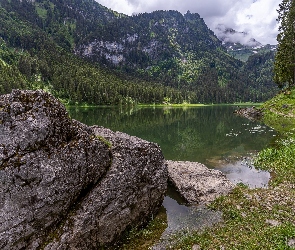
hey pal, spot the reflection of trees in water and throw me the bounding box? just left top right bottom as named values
left=68, top=106, right=276, bottom=164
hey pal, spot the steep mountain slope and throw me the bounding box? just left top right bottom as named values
left=0, top=2, right=187, bottom=105
left=0, top=0, right=119, bottom=50
left=0, top=0, right=278, bottom=104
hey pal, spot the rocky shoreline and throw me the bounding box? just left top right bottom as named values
left=0, top=90, right=234, bottom=249
left=234, top=106, right=263, bottom=120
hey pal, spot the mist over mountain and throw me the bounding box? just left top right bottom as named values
left=0, top=0, right=278, bottom=104
left=215, top=24, right=262, bottom=47
left=213, top=24, right=277, bottom=62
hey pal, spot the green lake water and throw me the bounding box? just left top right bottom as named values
left=67, top=105, right=277, bottom=246
left=68, top=105, right=276, bottom=171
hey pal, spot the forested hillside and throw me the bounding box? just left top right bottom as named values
left=0, top=0, right=278, bottom=104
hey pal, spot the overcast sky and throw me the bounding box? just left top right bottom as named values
left=95, top=0, right=281, bottom=45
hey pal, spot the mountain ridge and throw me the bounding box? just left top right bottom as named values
left=0, top=0, right=278, bottom=104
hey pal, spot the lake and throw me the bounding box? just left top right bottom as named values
left=67, top=105, right=277, bottom=246
left=68, top=105, right=276, bottom=173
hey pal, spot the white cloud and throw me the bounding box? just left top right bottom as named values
left=96, top=0, right=281, bottom=44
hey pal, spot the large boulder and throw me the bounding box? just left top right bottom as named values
left=167, top=160, right=234, bottom=204
left=0, top=90, right=167, bottom=249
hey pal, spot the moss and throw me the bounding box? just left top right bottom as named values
left=96, top=135, right=112, bottom=149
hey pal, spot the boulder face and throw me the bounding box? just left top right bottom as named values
left=167, top=160, right=235, bottom=204
left=0, top=89, right=167, bottom=249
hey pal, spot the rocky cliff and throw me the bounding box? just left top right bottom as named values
left=0, top=89, right=167, bottom=249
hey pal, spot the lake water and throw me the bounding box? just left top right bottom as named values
left=67, top=105, right=277, bottom=246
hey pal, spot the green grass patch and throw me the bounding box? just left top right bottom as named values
left=254, top=88, right=295, bottom=185
left=171, top=185, right=295, bottom=249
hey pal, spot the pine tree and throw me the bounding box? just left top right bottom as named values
left=274, top=0, right=295, bottom=88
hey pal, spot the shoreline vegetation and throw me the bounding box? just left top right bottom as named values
left=117, top=90, right=295, bottom=249
left=64, top=102, right=262, bottom=109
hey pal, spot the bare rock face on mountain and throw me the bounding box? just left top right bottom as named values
left=167, top=160, right=234, bottom=204
left=0, top=89, right=167, bottom=249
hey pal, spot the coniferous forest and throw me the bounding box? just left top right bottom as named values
left=0, top=0, right=278, bottom=105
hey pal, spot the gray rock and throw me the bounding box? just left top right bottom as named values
left=167, top=160, right=235, bottom=204
left=0, top=90, right=167, bottom=249
left=265, top=219, right=281, bottom=227
left=192, top=245, right=201, bottom=250
left=288, top=238, right=295, bottom=248
left=234, top=106, right=263, bottom=120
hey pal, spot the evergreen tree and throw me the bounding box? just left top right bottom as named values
left=274, top=0, right=295, bottom=88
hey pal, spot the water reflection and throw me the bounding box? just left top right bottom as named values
left=67, top=106, right=277, bottom=165
left=207, top=152, right=272, bottom=188
left=216, top=159, right=271, bottom=188
left=152, top=186, right=223, bottom=249
left=163, top=190, right=223, bottom=235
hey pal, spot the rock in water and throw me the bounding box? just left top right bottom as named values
left=234, top=106, right=263, bottom=120
left=167, top=160, right=234, bottom=204
left=0, top=90, right=167, bottom=249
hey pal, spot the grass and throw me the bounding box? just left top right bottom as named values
left=64, top=102, right=261, bottom=109
left=35, top=4, right=48, bottom=19
left=171, top=184, right=295, bottom=249
left=138, top=102, right=261, bottom=108
left=254, top=90, right=295, bottom=185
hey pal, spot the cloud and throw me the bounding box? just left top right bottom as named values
left=96, top=0, right=281, bottom=44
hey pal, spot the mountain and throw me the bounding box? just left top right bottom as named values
left=0, top=0, right=278, bottom=104
left=215, top=24, right=277, bottom=62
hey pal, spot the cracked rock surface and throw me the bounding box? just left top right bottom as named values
left=0, top=90, right=167, bottom=249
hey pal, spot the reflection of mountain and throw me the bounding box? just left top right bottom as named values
left=214, top=24, right=277, bottom=61
left=68, top=106, right=277, bottom=165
